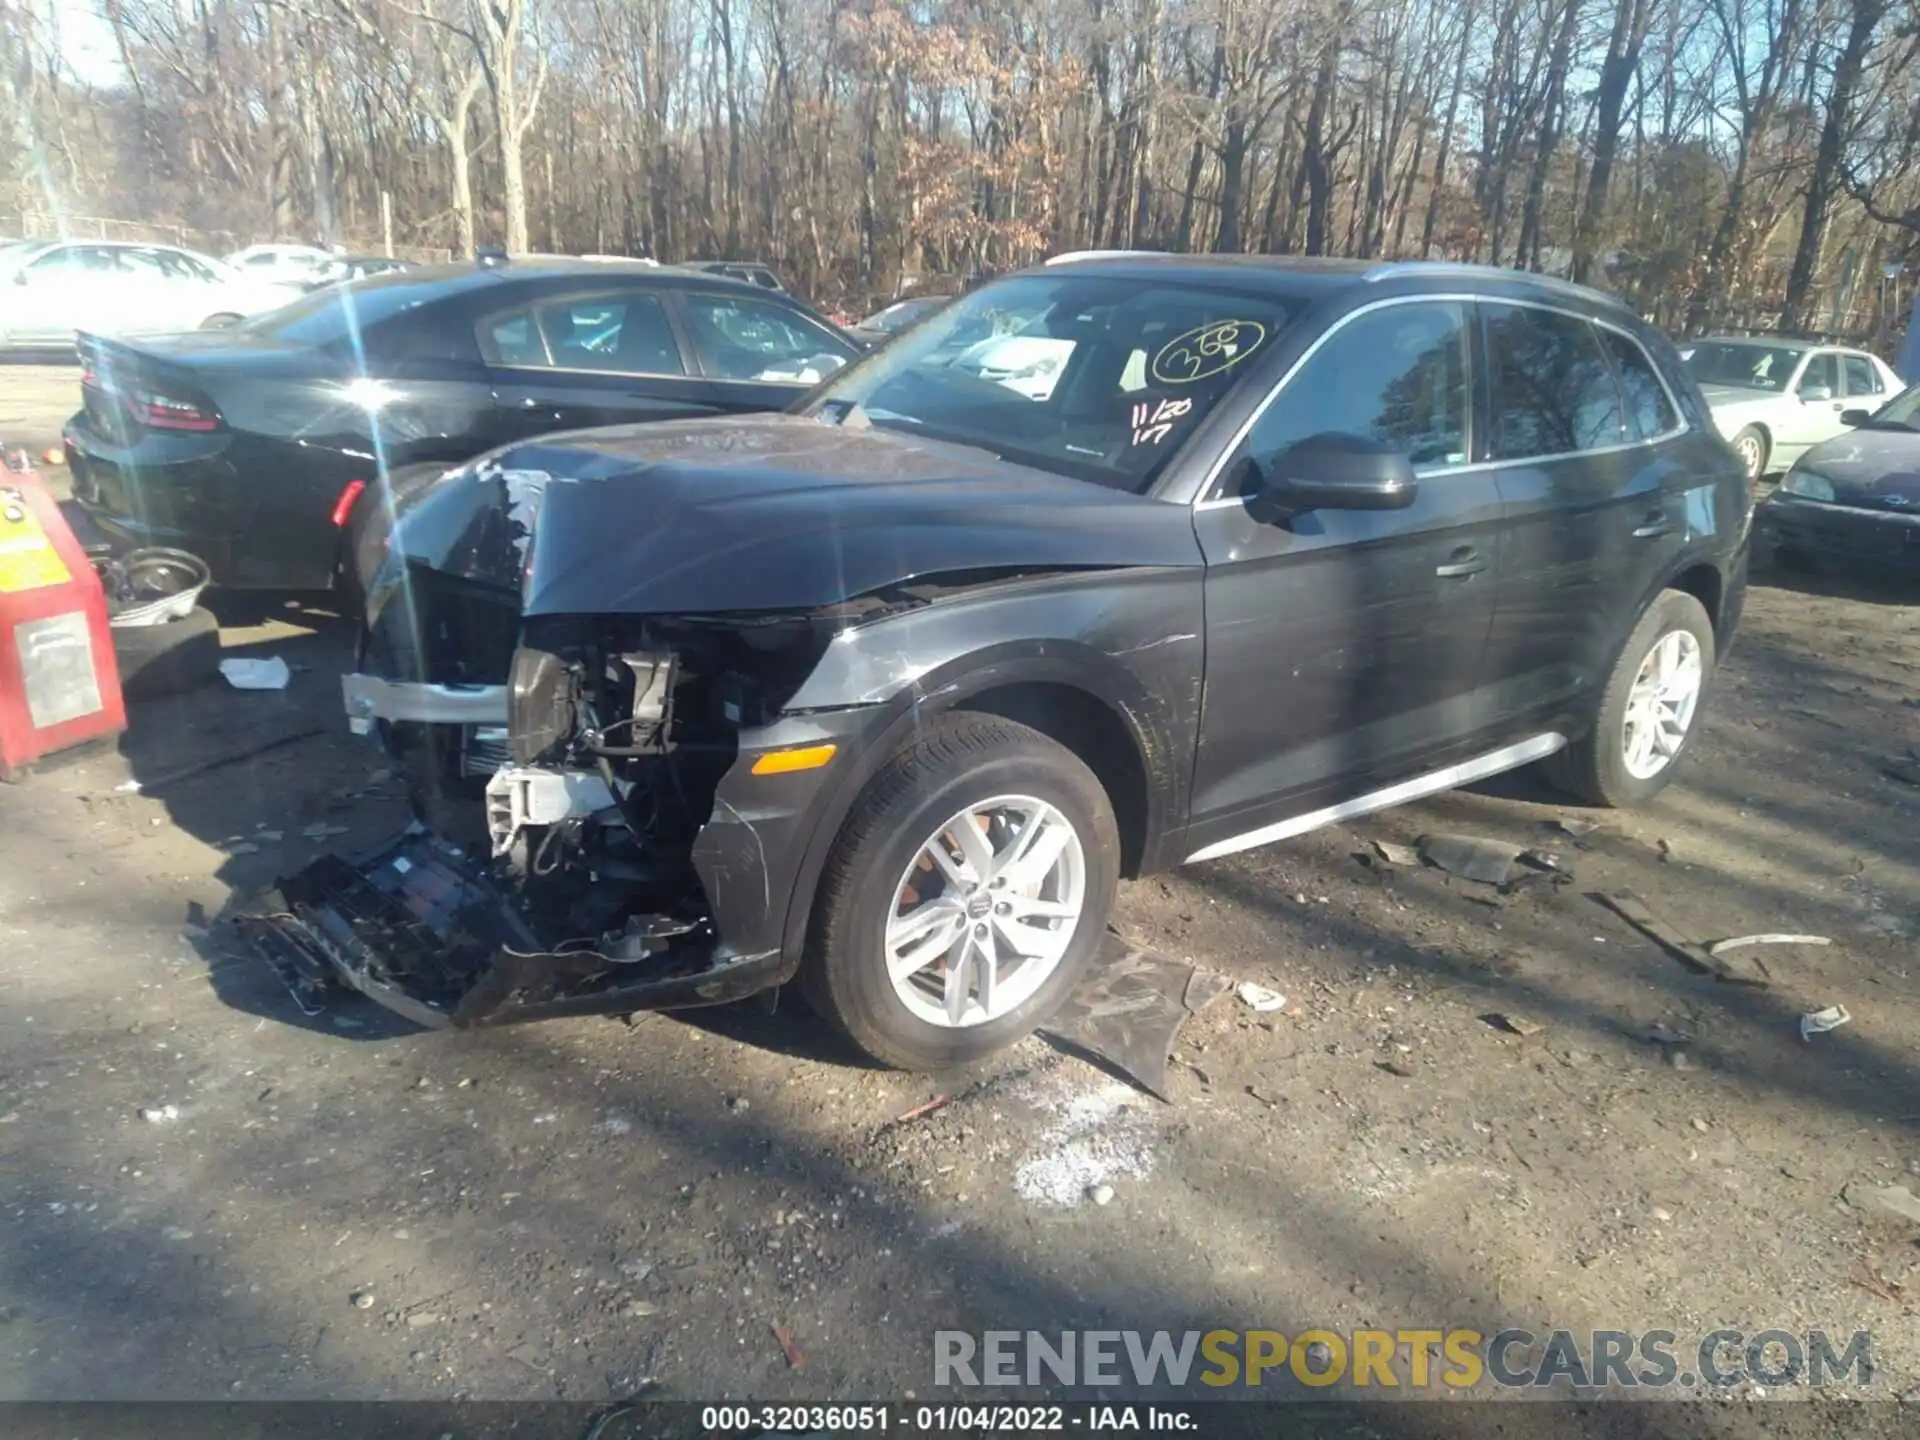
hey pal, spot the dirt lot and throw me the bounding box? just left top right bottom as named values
left=4, top=361, right=1920, bottom=1435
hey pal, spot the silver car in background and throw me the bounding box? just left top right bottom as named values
left=0, top=240, right=304, bottom=352
left=1685, top=336, right=1903, bottom=480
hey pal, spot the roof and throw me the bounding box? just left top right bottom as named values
left=1031, top=252, right=1636, bottom=318
left=1692, top=334, right=1817, bottom=350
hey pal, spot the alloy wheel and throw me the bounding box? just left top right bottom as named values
left=1621, top=630, right=1704, bottom=780
left=883, top=794, right=1086, bottom=1028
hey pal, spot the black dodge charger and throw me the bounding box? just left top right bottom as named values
left=63, top=258, right=857, bottom=594
left=254, top=255, right=1750, bottom=1072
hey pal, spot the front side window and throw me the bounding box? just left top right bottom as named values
left=1484, top=304, right=1625, bottom=459
left=1599, top=328, right=1680, bottom=441
left=1217, top=301, right=1471, bottom=496
left=802, top=273, right=1297, bottom=492
left=681, top=292, right=850, bottom=382
left=27, top=246, right=114, bottom=274
left=1799, top=353, right=1840, bottom=395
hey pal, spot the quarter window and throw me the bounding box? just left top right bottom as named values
left=1599, top=329, right=1680, bottom=441
left=1221, top=300, right=1471, bottom=492
left=1484, top=304, right=1625, bottom=459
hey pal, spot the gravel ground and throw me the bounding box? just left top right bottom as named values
left=3, top=363, right=1919, bottom=1436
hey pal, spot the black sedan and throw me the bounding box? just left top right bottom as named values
left=63, top=258, right=857, bottom=594
left=1758, top=383, right=1920, bottom=571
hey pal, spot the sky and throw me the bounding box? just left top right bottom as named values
left=50, top=0, right=125, bottom=89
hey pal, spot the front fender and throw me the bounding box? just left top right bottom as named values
left=769, top=566, right=1206, bottom=963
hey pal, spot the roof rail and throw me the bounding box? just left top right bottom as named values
left=1363, top=260, right=1615, bottom=304
left=1043, top=249, right=1162, bottom=266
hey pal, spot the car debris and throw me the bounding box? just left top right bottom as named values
left=1799, top=1005, right=1852, bottom=1041
left=1419, top=834, right=1526, bottom=885
left=1842, top=1181, right=1920, bottom=1226
left=1594, top=891, right=1771, bottom=986
left=137, top=1104, right=180, bottom=1123
left=1485, top=1013, right=1544, bottom=1037
left=1369, top=839, right=1422, bottom=868
left=1039, top=937, right=1233, bottom=1101
left=1708, top=933, right=1833, bottom=956
left=219, top=656, right=291, bottom=691
left=1235, top=981, right=1286, bottom=1013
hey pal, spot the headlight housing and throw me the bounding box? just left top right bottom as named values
left=1780, top=467, right=1835, bottom=502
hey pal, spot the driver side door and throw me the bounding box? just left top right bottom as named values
left=1184, top=298, right=1504, bottom=861
left=1776, top=351, right=1846, bottom=464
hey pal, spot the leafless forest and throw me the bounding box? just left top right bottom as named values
left=7, top=0, right=1920, bottom=328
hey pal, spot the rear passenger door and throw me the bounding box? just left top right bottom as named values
left=1480, top=303, right=1688, bottom=737
left=672, top=289, right=854, bottom=411
left=477, top=287, right=725, bottom=446
left=1186, top=299, right=1503, bottom=852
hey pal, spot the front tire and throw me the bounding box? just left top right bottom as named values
left=1547, top=590, right=1715, bottom=807
left=1730, top=426, right=1769, bottom=482
left=803, top=713, right=1120, bottom=1071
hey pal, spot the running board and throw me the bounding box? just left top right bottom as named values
left=1184, top=733, right=1566, bottom=864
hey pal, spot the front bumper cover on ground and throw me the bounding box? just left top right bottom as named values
left=239, top=828, right=784, bottom=1028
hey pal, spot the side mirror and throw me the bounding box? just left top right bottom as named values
left=1799, top=383, right=1834, bottom=403
left=1840, top=407, right=1871, bottom=427
left=1251, top=433, right=1419, bottom=514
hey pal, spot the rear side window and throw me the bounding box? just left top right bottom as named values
left=1843, top=354, right=1882, bottom=397
left=1484, top=304, right=1625, bottom=459
left=1226, top=300, right=1472, bottom=484
left=1599, top=329, right=1680, bottom=441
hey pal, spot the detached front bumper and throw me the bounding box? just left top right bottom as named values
left=251, top=676, right=888, bottom=1029
left=240, top=828, right=787, bottom=1028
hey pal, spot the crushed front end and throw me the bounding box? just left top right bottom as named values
left=243, top=455, right=901, bottom=1029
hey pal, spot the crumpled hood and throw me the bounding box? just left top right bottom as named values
left=1793, top=426, right=1920, bottom=508
left=389, top=414, right=1203, bottom=616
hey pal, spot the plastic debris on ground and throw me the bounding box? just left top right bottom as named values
left=1799, top=1004, right=1851, bottom=1041
left=138, top=1104, right=179, bottom=1123
left=1708, top=933, right=1832, bottom=956
left=1484, top=1013, right=1543, bottom=1037
left=1419, top=834, right=1526, bottom=884
left=1369, top=839, right=1421, bottom=868
left=1842, top=1181, right=1920, bottom=1226
left=219, top=656, right=291, bottom=691
left=1235, top=981, right=1287, bottom=1013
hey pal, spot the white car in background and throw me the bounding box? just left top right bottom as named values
left=225, top=243, right=335, bottom=288
left=1683, top=336, right=1904, bottom=480
left=0, top=240, right=303, bottom=352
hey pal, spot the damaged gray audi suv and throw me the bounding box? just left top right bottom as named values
left=251, top=254, right=1749, bottom=1071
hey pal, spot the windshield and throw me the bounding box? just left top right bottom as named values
left=803, top=273, right=1294, bottom=492
left=1685, top=341, right=1806, bottom=392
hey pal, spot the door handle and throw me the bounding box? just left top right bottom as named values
left=1632, top=511, right=1673, bottom=539
left=1435, top=547, right=1487, bottom=578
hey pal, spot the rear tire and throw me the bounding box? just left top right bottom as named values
left=802, top=712, right=1120, bottom=1071
left=113, top=605, right=221, bottom=702
left=1546, top=590, right=1715, bottom=808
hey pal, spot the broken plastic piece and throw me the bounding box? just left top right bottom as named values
left=1418, top=833, right=1524, bottom=885
left=1235, top=981, right=1287, bottom=1013
left=219, top=656, right=291, bottom=691
left=1369, top=839, right=1420, bottom=868
left=1709, top=933, right=1832, bottom=956
left=1038, top=932, right=1232, bottom=1101
left=485, top=765, right=619, bottom=856
left=1799, top=1005, right=1851, bottom=1041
